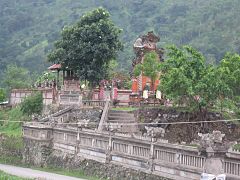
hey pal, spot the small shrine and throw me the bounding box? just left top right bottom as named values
left=130, top=32, right=164, bottom=105
left=131, top=31, right=164, bottom=94
left=48, top=64, right=81, bottom=106
left=48, top=64, right=80, bottom=92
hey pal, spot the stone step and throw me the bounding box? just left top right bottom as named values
left=107, top=119, right=136, bottom=123
left=108, top=115, right=135, bottom=121
left=108, top=123, right=139, bottom=133
left=109, top=110, right=134, bottom=114
left=108, top=112, right=135, bottom=117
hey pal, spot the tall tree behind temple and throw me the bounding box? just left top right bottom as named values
left=48, top=8, right=123, bottom=86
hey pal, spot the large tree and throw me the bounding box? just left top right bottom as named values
left=48, top=8, right=123, bottom=86
left=159, top=45, right=231, bottom=112
left=219, top=53, right=240, bottom=98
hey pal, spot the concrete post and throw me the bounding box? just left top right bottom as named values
left=204, top=147, right=224, bottom=175
left=106, top=133, right=113, bottom=163
left=149, top=137, right=156, bottom=172
left=75, top=126, right=82, bottom=155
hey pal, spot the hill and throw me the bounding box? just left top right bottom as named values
left=0, top=0, right=240, bottom=83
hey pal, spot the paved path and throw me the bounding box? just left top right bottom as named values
left=0, top=164, right=86, bottom=180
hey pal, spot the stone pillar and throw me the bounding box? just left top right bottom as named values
left=198, top=131, right=231, bottom=176
left=106, top=133, right=113, bottom=163
left=148, top=137, right=156, bottom=172
left=75, top=126, right=82, bottom=155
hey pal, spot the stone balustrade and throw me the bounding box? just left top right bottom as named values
left=82, top=100, right=106, bottom=108
left=23, top=120, right=240, bottom=180
left=224, top=160, right=240, bottom=177
left=23, top=124, right=209, bottom=180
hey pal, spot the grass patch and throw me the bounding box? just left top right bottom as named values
left=34, top=166, right=103, bottom=180
left=186, top=144, right=199, bottom=148
left=0, top=156, right=23, bottom=166
left=0, top=170, right=31, bottom=180
left=0, top=106, right=29, bottom=137
left=233, top=144, right=240, bottom=151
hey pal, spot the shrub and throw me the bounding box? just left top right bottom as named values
left=21, top=92, right=43, bottom=116
left=0, top=88, right=6, bottom=102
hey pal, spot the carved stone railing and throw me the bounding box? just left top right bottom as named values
left=23, top=124, right=206, bottom=180
left=97, top=100, right=110, bottom=132
left=225, top=147, right=240, bottom=179
left=59, top=93, right=82, bottom=105
left=23, top=123, right=240, bottom=179
left=82, top=100, right=106, bottom=108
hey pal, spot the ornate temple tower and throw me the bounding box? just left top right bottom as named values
left=131, top=31, right=164, bottom=94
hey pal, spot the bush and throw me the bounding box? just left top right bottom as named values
left=20, top=92, right=43, bottom=116
left=0, top=88, right=6, bottom=102
left=0, top=106, right=27, bottom=136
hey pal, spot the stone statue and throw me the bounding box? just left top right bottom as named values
left=145, top=126, right=165, bottom=138
left=198, top=131, right=226, bottom=150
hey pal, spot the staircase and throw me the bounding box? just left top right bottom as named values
left=107, top=110, right=139, bottom=133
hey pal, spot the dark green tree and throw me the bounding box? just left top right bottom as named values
left=48, top=8, right=123, bottom=86
left=20, top=92, right=43, bottom=116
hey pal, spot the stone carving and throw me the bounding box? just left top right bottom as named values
left=131, top=31, right=164, bottom=76
left=198, top=130, right=233, bottom=158
left=145, top=126, right=165, bottom=138
left=198, top=131, right=225, bottom=148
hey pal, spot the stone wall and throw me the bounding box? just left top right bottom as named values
left=23, top=137, right=52, bottom=166
left=22, top=124, right=240, bottom=180
left=10, top=88, right=54, bottom=106
left=22, top=125, right=205, bottom=180
left=46, top=150, right=169, bottom=180
left=134, top=108, right=240, bottom=144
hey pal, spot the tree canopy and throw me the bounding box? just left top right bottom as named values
left=48, top=8, right=123, bottom=85
left=1, top=0, right=240, bottom=85
left=159, top=45, right=232, bottom=112
left=219, top=53, right=240, bottom=98
left=3, top=64, right=31, bottom=91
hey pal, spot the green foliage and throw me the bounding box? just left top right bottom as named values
left=1, top=0, right=240, bottom=85
left=233, top=144, right=240, bottom=151
left=48, top=8, right=123, bottom=85
left=36, top=71, right=56, bottom=84
left=20, top=92, right=43, bottom=116
left=0, top=170, right=30, bottom=180
left=134, top=52, right=161, bottom=90
left=219, top=53, right=240, bottom=97
left=0, top=107, right=27, bottom=137
left=3, top=64, right=31, bottom=91
left=35, top=167, right=103, bottom=180
left=159, top=45, right=231, bottom=112
left=0, top=88, right=6, bottom=102
left=107, top=59, right=118, bottom=80
left=0, top=136, right=23, bottom=154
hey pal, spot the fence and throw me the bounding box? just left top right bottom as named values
left=23, top=125, right=209, bottom=180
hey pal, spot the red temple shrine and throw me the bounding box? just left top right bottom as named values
left=131, top=31, right=164, bottom=94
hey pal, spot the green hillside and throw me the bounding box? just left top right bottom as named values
left=0, top=0, right=240, bottom=82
